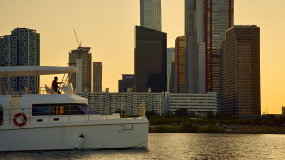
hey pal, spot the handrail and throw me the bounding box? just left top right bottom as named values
left=0, top=104, right=145, bottom=127
left=1, top=106, right=98, bottom=125
left=0, top=105, right=128, bottom=127
left=1, top=87, right=66, bottom=95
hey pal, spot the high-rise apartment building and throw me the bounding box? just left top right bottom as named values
left=134, top=26, right=167, bottom=92
left=185, top=0, right=234, bottom=93
left=0, top=28, right=40, bottom=94
left=167, top=48, right=174, bottom=92
left=175, top=36, right=186, bottom=93
left=69, top=47, right=92, bottom=93
left=220, top=25, right=260, bottom=116
left=118, top=74, right=134, bottom=92
left=93, top=62, right=102, bottom=92
left=140, top=0, right=162, bottom=31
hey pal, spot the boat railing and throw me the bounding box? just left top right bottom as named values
left=0, top=106, right=121, bottom=126
left=28, top=87, right=65, bottom=95
left=39, top=87, right=46, bottom=94
left=1, top=88, right=54, bottom=95
left=0, top=87, right=70, bottom=96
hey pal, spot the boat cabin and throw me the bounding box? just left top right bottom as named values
left=0, top=66, right=119, bottom=129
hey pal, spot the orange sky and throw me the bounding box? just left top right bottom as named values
left=1, top=0, right=284, bottom=114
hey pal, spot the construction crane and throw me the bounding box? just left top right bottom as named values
left=73, top=28, right=82, bottom=48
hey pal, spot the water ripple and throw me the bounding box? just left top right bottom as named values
left=1, top=133, right=285, bottom=160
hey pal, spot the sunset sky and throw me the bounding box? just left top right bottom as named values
left=1, top=0, right=284, bottom=114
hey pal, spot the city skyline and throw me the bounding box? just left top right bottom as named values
left=0, top=0, right=284, bottom=114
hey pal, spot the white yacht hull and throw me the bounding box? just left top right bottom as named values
left=0, top=117, right=149, bottom=151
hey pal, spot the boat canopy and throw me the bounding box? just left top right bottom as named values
left=0, top=66, right=78, bottom=77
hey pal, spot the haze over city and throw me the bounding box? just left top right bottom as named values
left=1, top=0, right=285, bottom=114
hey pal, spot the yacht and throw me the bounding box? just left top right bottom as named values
left=0, top=66, right=149, bottom=151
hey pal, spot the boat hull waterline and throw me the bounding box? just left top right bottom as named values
left=0, top=117, right=149, bottom=151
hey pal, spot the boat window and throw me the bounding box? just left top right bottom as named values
left=0, top=105, right=3, bottom=126
left=32, top=103, right=97, bottom=116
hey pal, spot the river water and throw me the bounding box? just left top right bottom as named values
left=1, top=133, right=285, bottom=159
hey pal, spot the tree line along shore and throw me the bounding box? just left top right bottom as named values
left=145, top=109, right=285, bottom=134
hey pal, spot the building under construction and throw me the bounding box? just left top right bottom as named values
left=69, top=47, right=92, bottom=93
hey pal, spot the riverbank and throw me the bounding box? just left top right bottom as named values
left=149, top=124, right=285, bottom=134
left=146, top=110, right=285, bottom=134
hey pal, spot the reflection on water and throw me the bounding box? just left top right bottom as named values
left=1, top=133, right=285, bottom=160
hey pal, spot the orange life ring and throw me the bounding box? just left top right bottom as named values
left=13, top=113, right=27, bottom=127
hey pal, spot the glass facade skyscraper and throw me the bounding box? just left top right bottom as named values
left=134, top=26, right=167, bottom=92
left=0, top=28, right=40, bottom=94
left=205, top=0, right=234, bottom=93
left=140, top=0, right=162, bottom=31
left=175, top=36, right=186, bottom=93
left=185, top=0, right=234, bottom=93
left=167, top=48, right=174, bottom=92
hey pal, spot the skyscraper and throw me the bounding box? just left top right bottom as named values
left=167, top=48, right=174, bottom=92
left=185, top=0, right=234, bottom=93
left=134, top=26, right=167, bottom=92
left=93, top=62, right=102, bottom=92
left=175, top=36, right=186, bottom=93
left=140, top=0, right=162, bottom=31
left=185, top=0, right=206, bottom=94
left=0, top=28, right=40, bottom=94
left=169, top=48, right=176, bottom=93
left=69, top=47, right=92, bottom=93
left=206, top=0, right=234, bottom=93
left=220, top=25, right=260, bottom=116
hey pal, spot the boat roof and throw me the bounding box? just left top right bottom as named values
left=0, top=66, right=78, bottom=77
left=0, top=94, right=88, bottom=109
left=20, top=94, right=88, bottom=107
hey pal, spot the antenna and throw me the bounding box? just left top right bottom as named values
left=73, top=28, right=82, bottom=47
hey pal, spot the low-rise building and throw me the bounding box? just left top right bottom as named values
left=78, top=90, right=217, bottom=116
left=167, top=92, right=217, bottom=116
